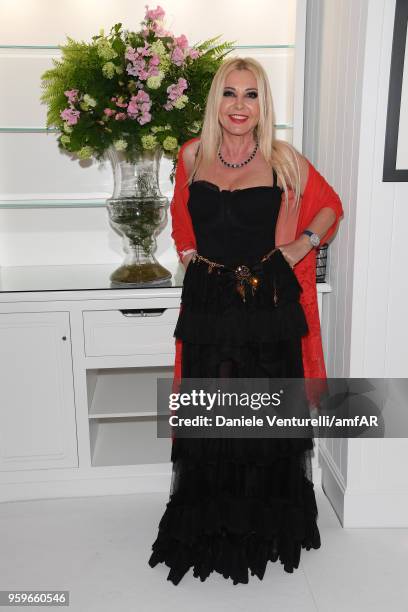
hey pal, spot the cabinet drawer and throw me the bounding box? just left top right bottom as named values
left=83, top=306, right=179, bottom=357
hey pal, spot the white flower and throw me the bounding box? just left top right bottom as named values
left=163, top=136, right=178, bottom=150
left=96, top=39, right=117, bottom=61
left=190, top=120, right=202, bottom=133
left=113, top=139, right=128, bottom=151
left=102, top=62, right=116, bottom=79
left=77, top=146, right=93, bottom=159
left=83, top=94, right=97, bottom=107
left=146, top=75, right=163, bottom=89
left=141, top=134, right=158, bottom=150
left=173, top=95, right=188, bottom=109
left=150, top=40, right=166, bottom=57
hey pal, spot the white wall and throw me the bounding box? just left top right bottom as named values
left=305, top=0, right=408, bottom=379
left=304, top=0, right=408, bottom=527
left=303, top=0, right=369, bottom=524
left=352, top=0, right=408, bottom=379
left=0, top=0, right=299, bottom=267
left=303, top=0, right=368, bottom=378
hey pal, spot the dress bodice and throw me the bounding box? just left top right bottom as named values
left=187, top=171, right=283, bottom=268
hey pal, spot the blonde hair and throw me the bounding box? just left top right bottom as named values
left=184, top=56, right=301, bottom=215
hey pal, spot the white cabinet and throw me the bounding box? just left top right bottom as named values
left=82, top=303, right=180, bottom=357
left=81, top=298, right=179, bottom=471
left=0, top=266, right=184, bottom=502
left=0, top=263, right=331, bottom=502
left=0, top=311, right=78, bottom=472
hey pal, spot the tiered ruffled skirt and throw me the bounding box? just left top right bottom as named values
left=148, top=249, right=321, bottom=585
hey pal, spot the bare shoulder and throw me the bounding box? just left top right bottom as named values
left=182, top=139, right=201, bottom=176
left=274, top=140, right=310, bottom=195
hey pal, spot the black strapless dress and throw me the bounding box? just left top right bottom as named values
left=148, top=173, right=321, bottom=585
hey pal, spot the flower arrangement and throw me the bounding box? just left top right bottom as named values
left=40, top=4, right=235, bottom=179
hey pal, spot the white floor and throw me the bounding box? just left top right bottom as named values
left=1, top=487, right=408, bottom=612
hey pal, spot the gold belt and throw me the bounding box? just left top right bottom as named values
left=190, top=246, right=283, bottom=304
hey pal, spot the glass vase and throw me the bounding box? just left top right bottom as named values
left=106, top=146, right=172, bottom=287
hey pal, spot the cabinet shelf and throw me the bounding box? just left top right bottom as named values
left=87, top=366, right=173, bottom=417
left=89, top=411, right=157, bottom=419
left=90, top=417, right=171, bottom=467
left=86, top=366, right=174, bottom=467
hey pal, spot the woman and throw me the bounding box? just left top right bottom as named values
left=148, top=57, right=344, bottom=585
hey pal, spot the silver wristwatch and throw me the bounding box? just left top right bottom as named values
left=302, top=229, right=320, bottom=248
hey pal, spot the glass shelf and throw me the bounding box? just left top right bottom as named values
left=0, top=199, right=108, bottom=209
left=0, top=124, right=293, bottom=133
left=0, top=44, right=295, bottom=50
left=0, top=262, right=332, bottom=295
left=0, top=263, right=184, bottom=292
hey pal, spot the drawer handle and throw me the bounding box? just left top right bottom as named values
left=119, top=308, right=166, bottom=317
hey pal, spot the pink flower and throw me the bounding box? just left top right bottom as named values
left=171, top=47, right=185, bottom=66
left=174, top=34, right=189, bottom=49
left=60, top=107, right=80, bottom=125
left=135, top=89, right=149, bottom=102
left=136, top=42, right=151, bottom=56
left=126, top=90, right=152, bottom=120
left=127, top=100, right=139, bottom=117
left=125, top=47, right=138, bottom=62
left=125, top=47, right=157, bottom=80
left=164, top=77, right=188, bottom=110
left=103, top=108, right=116, bottom=117
left=126, top=63, right=140, bottom=77
left=166, top=84, right=177, bottom=97
left=166, top=78, right=188, bottom=101
left=151, top=22, right=170, bottom=37
left=64, top=89, right=79, bottom=104
left=189, top=48, right=200, bottom=60
left=115, top=97, right=128, bottom=108
left=115, top=113, right=127, bottom=121
left=145, top=5, right=165, bottom=21
left=138, top=112, right=152, bottom=125
left=168, top=88, right=179, bottom=101
left=147, top=66, right=160, bottom=77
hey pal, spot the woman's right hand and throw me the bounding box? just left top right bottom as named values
left=182, top=250, right=196, bottom=270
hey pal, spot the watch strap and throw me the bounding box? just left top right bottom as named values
left=302, top=229, right=320, bottom=248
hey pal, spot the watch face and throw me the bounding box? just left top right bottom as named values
left=311, top=234, right=320, bottom=247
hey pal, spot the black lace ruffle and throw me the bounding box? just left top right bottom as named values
left=148, top=437, right=321, bottom=585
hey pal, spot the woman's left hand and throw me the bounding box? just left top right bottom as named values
left=278, top=236, right=313, bottom=269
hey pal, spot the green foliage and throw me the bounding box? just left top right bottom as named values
left=40, top=15, right=236, bottom=166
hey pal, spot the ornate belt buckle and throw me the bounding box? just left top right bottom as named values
left=234, top=264, right=260, bottom=302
